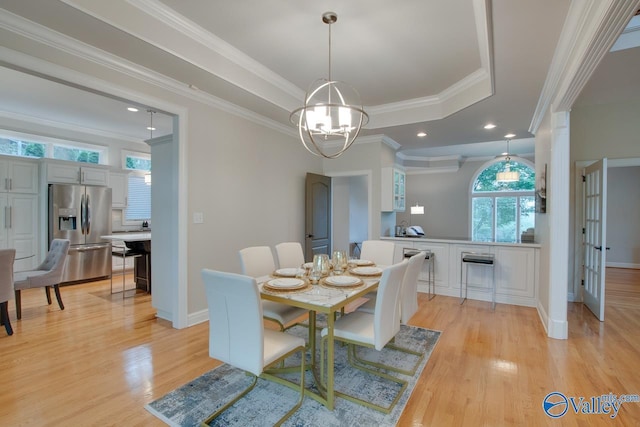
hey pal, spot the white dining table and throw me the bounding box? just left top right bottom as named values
left=258, top=272, right=380, bottom=410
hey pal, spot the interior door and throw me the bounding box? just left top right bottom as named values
left=305, top=173, right=331, bottom=261
left=583, top=158, right=608, bottom=321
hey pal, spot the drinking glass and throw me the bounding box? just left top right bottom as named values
left=319, top=254, right=330, bottom=277
left=332, top=250, right=347, bottom=274
left=310, top=254, right=326, bottom=283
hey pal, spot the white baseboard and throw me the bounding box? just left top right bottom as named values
left=606, top=262, right=640, bottom=269
left=188, top=308, right=209, bottom=327
left=536, top=301, right=549, bottom=335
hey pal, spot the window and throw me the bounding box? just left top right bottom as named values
left=125, top=174, right=151, bottom=221
left=470, top=159, right=535, bottom=243
left=0, top=132, right=107, bottom=163
left=53, top=145, right=101, bottom=163
left=122, top=151, right=151, bottom=222
left=0, top=137, right=45, bottom=158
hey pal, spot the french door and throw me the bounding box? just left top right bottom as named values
left=583, top=158, right=608, bottom=321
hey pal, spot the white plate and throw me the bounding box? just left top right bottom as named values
left=265, top=278, right=305, bottom=290
left=351, top=266, right=383, bottom=276
left=303, top=262, right=314, bottom=269
left=275, top=268, right=299, bottom=277
left=324, top=276, right=361, bottom=286
left=353, top=259, right=374, bottom=266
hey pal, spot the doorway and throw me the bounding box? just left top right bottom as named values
left=573, top=157, right=640, bottom=320
left=330, top=172, right=372, bottom=258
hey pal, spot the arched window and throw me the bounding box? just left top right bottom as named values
left=470, top=158, right=535, bottom=242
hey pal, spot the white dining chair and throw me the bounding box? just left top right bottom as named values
left=201, top=269, right=306, bottom=426
left=320, top=259, right=409, bottom=414
left=360, top=240, right=396, bottom=266
left=239, top=246, right=309, bottom=330
left=0, top=249, right=16, bottom=336
left=274, top=242, right=305, bottom=268
left=357, top=250, right=425, bottom=323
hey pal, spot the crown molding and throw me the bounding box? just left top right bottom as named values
left=124, top=0, right=303, bottom=99
left=0, top=12, right=297, bottom=139
left=0, top=109, right=143, bottom=144
left=529, top=0, right=640, bottom=133
left=62, top=0, right=493, bottom=131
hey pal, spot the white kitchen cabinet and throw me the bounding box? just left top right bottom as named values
left=0, top=193, right=38, bottom=270
left=0, top=158, right=38, bottom=194
left=110, top=171, right=129, bottom=209
left=45, top=162, right=109, bottom=186
left=381, top=167, right=405, bottom=212
left=384, top=237, right=539, bottom=307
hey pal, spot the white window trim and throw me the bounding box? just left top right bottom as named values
left=121, top=149, right=151, bottom=170
left=0, top=129, right=108, bottom=164
left=468, top=156, right=535, bottom=240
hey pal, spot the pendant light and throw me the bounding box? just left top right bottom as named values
left=145, top=110, right=154, bottom=185
left=496, top=139, right=520, bottom=182
left=289, top=12, right=369, bottom=159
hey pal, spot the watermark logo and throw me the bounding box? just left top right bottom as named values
left=543, top=392, right=639, bottom=419
left=543, top=392, right=569, bottom=418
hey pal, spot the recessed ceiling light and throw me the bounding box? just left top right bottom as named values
left=484, top=123, right=496, bottom=129
left=146, top=126, right=156, bottom=131
left=504, top=133, right=516, bottom=138
left=417, top=132, right=427, bottom=137
left=127, top=107, right=139, bottom=112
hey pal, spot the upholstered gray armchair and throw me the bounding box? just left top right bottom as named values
left=1, top=249, right=16, bottom=335
left=14, top=239, right=70, bottom=320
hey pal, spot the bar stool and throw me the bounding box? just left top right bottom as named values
left=460, top=251, right=495, bottom=310
left=403, top=248, right=435, bottom=300
left=111, top=243, right=142, bottom=298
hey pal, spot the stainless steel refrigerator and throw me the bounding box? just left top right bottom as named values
left=49, top=184, right=112, bottom=283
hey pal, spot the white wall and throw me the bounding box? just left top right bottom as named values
left=569, top=100, right=640, bottom=296
left=606, top=166, right=640, bottom=267
left=332, top=176, right=350, bottom=253
left=349, top=175, right=368, bottom=247
left=0, top=37, right=324, bottom=322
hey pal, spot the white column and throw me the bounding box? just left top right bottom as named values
left=547, top=111, right=570, bottom=339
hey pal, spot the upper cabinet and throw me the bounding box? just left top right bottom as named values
left=44, top=161, right=109, bottom=186
left=0, top=158, right=38, bottom=194
left=109, top=170, right=129, bottom=209
left=381, top=167, right=405, bottom=212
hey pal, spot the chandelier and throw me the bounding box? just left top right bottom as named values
left=496, top=139, right=520, bottom=182
left=289, top=12, right=369, bottom=159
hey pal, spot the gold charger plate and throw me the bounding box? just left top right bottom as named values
left=272, top=268, right=300, bottom=278
left=320, top=276, right=364, bottom=289
left=349, top=266, right=383, bottom=277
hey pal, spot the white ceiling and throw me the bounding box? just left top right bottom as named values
left=0, top=0, right=638, bottom=158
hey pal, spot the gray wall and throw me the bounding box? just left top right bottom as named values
left=400, top=159, right=489, bottom=240
left=606, top=166, right=640, bottom=267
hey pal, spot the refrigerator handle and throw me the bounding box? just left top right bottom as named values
left=86, top=193, right=91, bottom=234
left=80, top=193, right=85, bottom=235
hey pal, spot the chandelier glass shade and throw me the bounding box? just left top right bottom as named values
left=496, top=139, right=520, bottom=182
left=289, top=12, right=369, bottom=159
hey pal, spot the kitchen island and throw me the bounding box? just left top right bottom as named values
left=381, top=236, right=540, bottom=307
left=101, top=233, right=152, bottom=293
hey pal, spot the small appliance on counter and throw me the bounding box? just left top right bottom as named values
left=405, top=225, right=425, bottom=236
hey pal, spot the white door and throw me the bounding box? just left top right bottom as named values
left=583, top=158, right=608, bottom=321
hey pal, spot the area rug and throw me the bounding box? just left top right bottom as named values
left=146, top=321, right=440, bottom=426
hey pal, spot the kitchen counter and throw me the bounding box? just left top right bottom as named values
left=101, top=232, right=151, bottom=242
left=381, top=235, right=540, bottom=248
left=381, top=236, right=540, bottom=307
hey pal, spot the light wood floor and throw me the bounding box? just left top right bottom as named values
left=1, top=269, right=639, bottom=426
